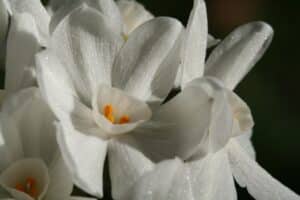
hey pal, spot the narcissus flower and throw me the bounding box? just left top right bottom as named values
left=35, top=2, right=188, bottom=197
left=0, top=0, right=51, bottom=102
left=0, top=88, right=95, bottom=200
left=110, top=78, right=299, bottom=200
left=108, top=0, right=299, bottom=199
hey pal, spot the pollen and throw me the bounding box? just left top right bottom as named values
left=103, top=104, right=130, bottom=124
left=119, top=115, right=130, bottom=124
left=15, top=177, right=38, bottom=199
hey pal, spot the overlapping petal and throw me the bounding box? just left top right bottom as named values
left=112, top=17, right=183, bottom=102
left=51, top=4, right=123, bottom=103
left=56, top=122, right=107, bottom=198
left=4, top=0, right=50, bottom=45
left=5, top=13, right=40, bottom=95
left=227, top=139, right=300, bottom=200
left=181, top=0, right=208, bottom=87
left=205, top=22, right=274, bottom=90
left=117, top=0, right=154, bottom=35
left=108, top=140, right=154, bottom=200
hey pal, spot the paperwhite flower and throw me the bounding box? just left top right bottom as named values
left=0, top=0, right=51, bottom=102
left=107, top=0, right=300, bottom=199
left=35, top=1, right=192, bottom=197
left=0, top=88, right=95, bottom=200
left=110, top=78, right=299, bottom=200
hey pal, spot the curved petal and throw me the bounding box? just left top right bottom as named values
left=36, top=50, right=101, bottom=138
left=0, top=112, right=23, bottom=171
left=4, top=0, right=50, bottom=45
left=207, top=34, right=220, bottom=48
left=0, top=158, right=49, bottom=200
left=117, top=0, right=154, bottom=35
left=44, top=155, right=73, bottom=200
left=123, top=78, right=221, bottom=162
left=85, top=0, right=123, bottom=34
left=227, top=139, right=300, bottom=200
left=56, top=122, right=108, bottom=198
left=51, top=4, right=123, bottom=103
left=232, top=131, right=256, bottom=160
left=50, top=0, right=122, bottom=34
left=112, top=17, right=183, bottom=102
left=205, top=22, right=274, bottom=90
left=108, top=140, right=154, bottom=200
left=5, top=13, right=40, bottom=95
left=226, top=91, right=254, bottom=137
left=181, top=0, right=208, bottom=87
left=2, top=88, right=57, bottom=165
left=185, top=150, right=237, bottom=200
left=122, top=159, right=183, bottom=200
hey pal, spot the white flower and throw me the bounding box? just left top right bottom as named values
left=177, top=0, right=273, bottom=89
left=0, top=0, right=51, bottom=102
left=107, top=0, right=300, bottom=199
left=110, top=78, right=299, bottom=200
left=0, top=88, right=95, bottom=200
left=116, top=0, right=154, bottom=36
left=35, top=2, right=192, bottom=197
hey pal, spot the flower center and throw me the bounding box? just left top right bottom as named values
left=15, top=177, right=38, bottom=199
left=103, top=104, right=131, bottom=124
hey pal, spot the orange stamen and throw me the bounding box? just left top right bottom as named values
left=119, top=115, right=130, bottom=124
left=103, top=104, right=130, bottom=124
left=15, top=183, right=25, bottom=192
left=103, top=104, right=115, bottom=123
left=15, top=177, right=38, bottom=199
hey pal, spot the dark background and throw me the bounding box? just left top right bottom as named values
left=39, top=0, right=300, bottom=199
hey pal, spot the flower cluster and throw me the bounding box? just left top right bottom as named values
left=0, top=0, right=298, bottom=199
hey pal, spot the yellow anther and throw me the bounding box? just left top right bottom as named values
left=15, top=177, right=38, bottom=199
left=104, top=104, right=113, bottom=117
left=103, top=104, right=130, bottom=124
left=15, top=183, right=25, bottom=192
left=119, top=115, right=130, bottom=124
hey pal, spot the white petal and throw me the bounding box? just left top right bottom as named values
left=51, top=0, right=123, bottom=35
left=207, top=34, right=220, bottom=48
left=5, top=13, right=40, bottom=95
left=117, top=0, right=154, bottom=35
left=44, top=155, right=73, bottom=200
left=51, top=4, right=123, bottom=102
left=232, top=131, right=256, bottom=160
left=0, top=113, right=23, bottom=171
left=2, top=88, right=57, bottom=165
left=186, top=150, right=237, bottom=200
left=36, top=50, right=101, bottom=138
left=0, top=158, right=49, bottom=200
left=226, top=91, right=254, bottom=136
left=56, top=122, right=107, bottom=198
left=122, top=159, right=183, bottom=200
left=48, top=0, right=70, bottom=14
left=181, top=0, right=208, bottom=87
left=86, top=0, right=123, bottom=34
left=205, top=22, right=274, bottom=90
left=92, top=85, right=152, bottom=136
left=4, top=0, right=50, bottom=45
left=108, top=140, right=154, bottom=200
left=112, top=17, right=183, bottom=102
left=123, top=78, right=219, bottom=162
left=227, top=139, right=300, bottom=200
